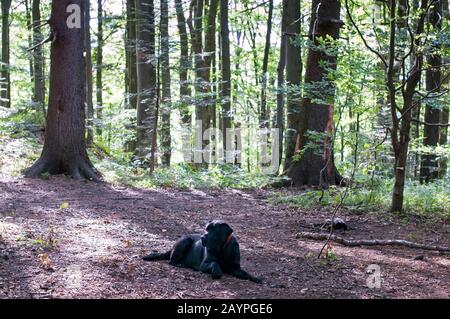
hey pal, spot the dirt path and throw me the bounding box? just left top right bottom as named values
left=0, top=177, right=449, bottom=298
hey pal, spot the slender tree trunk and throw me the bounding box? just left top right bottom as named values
left=438, top=0, right=449, bottom=178
left=124, top=0, right=138, bottom=152
left=188, top=0, right=218, bottom=166
left=25, top=0, right=34, bottom=84
left=220, top=0, right=232, bottom=161
left=390, top=0, right=428, bottom=212
left=175, top=0, right=191, bottom=128
left=25, top=0, right=98, bottom=181
left=276, top=0, right=288, bottom=173
left=160, top=0, right=171, bottom=166
left=85, top=0, right=94, bottom=146
left=96, top=0, right=104, bottom=136
left=259, top=0, right=274, bottom=129
left=286, top=0, right=343, bottom=186
left=283, top=0, right=302, bottom=170
left=201, top=0, right=219, bottom=164
left=1, top=0, right=12, bottom=108
left=135, top=0, right=157, bottom=170
left=32, top=0, right=46, bottom=117
left=420, top=1, right=442, bottom=182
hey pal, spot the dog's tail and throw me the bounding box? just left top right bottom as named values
left=142, top=250, right=171, bottom=261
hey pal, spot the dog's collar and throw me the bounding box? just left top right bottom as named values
left=225, top=233, right=233, bottom=246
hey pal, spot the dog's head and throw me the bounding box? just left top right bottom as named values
left=201, top=220, right=234, bottom=254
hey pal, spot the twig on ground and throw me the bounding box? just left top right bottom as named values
left=297, top=232, right=450, bottom=252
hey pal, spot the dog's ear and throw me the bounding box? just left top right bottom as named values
left=206, top=221, right=214, bottom=231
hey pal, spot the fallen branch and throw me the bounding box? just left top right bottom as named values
left=297, top=232, right=450, bottom=252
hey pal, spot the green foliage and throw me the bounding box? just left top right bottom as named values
left=269, top=176, right=450, bottom=220
left=94, top=152, right=280, bottom=189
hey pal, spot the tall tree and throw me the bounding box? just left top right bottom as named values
left=125, top=0, right=137, bottom=111
left=1, top=0, right=12, bottom=108
left=175, top=0, right=191, bottom=128
left=438, top=0, right=449, bottom=178
left=259, top=0, right=274, bottom=129
left=420, top=0, right=442, bottom=182
left=347, top=0, right=431, bottom=211
left=188, top=0, right=219, bottom=165
left=25, top=0, right=34, bottom=84
left=85, top=0, right=94, bottom=146
left=124, top=0, right=138, bottom=152
left=96, top=0, right=104, bottom=136
left=283, top=0, right=302, bottom=170
left=220, top=0, right=232, bottom=160
left=275, top=0, right=288, bottom=173
left=135, top=0, right=158, bottom=170
left=32, top=0, right=46, bottom=116
left=25, top=0, right=98, bottom=180
left=160, top=0, right=171, bottom=166
left=286, top=0, right=343, bottom=186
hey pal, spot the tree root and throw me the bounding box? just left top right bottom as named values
left=24, top=157, right=100, bottom=182
left=296, top=232, right=450, bottom=252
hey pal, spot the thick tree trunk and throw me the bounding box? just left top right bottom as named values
left=96, top=0, right=104, bottom=136
left=25, top=0, right=99, bottom=181
left=175, top=0, right=191, bottom=129
left=220, top=0, right=232, bottom=161
left=160, top=0, right=171, bottom=166
left=135, top=0, right=157, bottom=169
left=124, top=0, right=138, bottom=152
left=286, top=0, right=343, bottom=187
left=259, top=0, right=274, bottom=129
left=32, top=0, right=46, bottom=117
left=275, top=3, right=287, bottom=173
left=283, top=0, right=302, bottom=170
left=84, top=0, right=94, bottom=147
left=1, top=0, right=11, bottom=108
left=420, top=1, right=442, bottom=182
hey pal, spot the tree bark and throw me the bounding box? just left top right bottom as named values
left=175, top=0, right=191, bottom=129
left=96, top=0, right=104, bottom=136
left=220, top=0, right=232, bottom=161
left=160, top=0, right=171, bottom=166
left=135, top=0, right=158, bottom=170
left=188, top=0, right=218, bottom=166
left=259, top=0, right=274, bottom=129
left=283, top=0, right=302, bottom=170
left=438, top=0, right=449, bottom=178
left=1, top=0, right=12, bottom=108
left=84, top=0, right=94, bottom=147
left=124, top=0, right=138, bottom=152
left=286, top=0, right=343, bottom=187
left=25, top=0, right=99, bottom=181
left=25, top=0, right=34, bottom=85
left=420, top=1, right=442, bottom=182
left=276, top=2, right=288, bottom=173
left=32, top=0, right=46, bottom=117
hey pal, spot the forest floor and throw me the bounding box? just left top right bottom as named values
left=0, top=176, right=449, bottom=299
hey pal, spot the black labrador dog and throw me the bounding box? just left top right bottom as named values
left=142, top=220, right=261, bottom=283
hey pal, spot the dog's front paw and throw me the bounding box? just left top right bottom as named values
left=211, top=264, right=223, bottom=279
left=252, top=277, right=262, bottom=284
